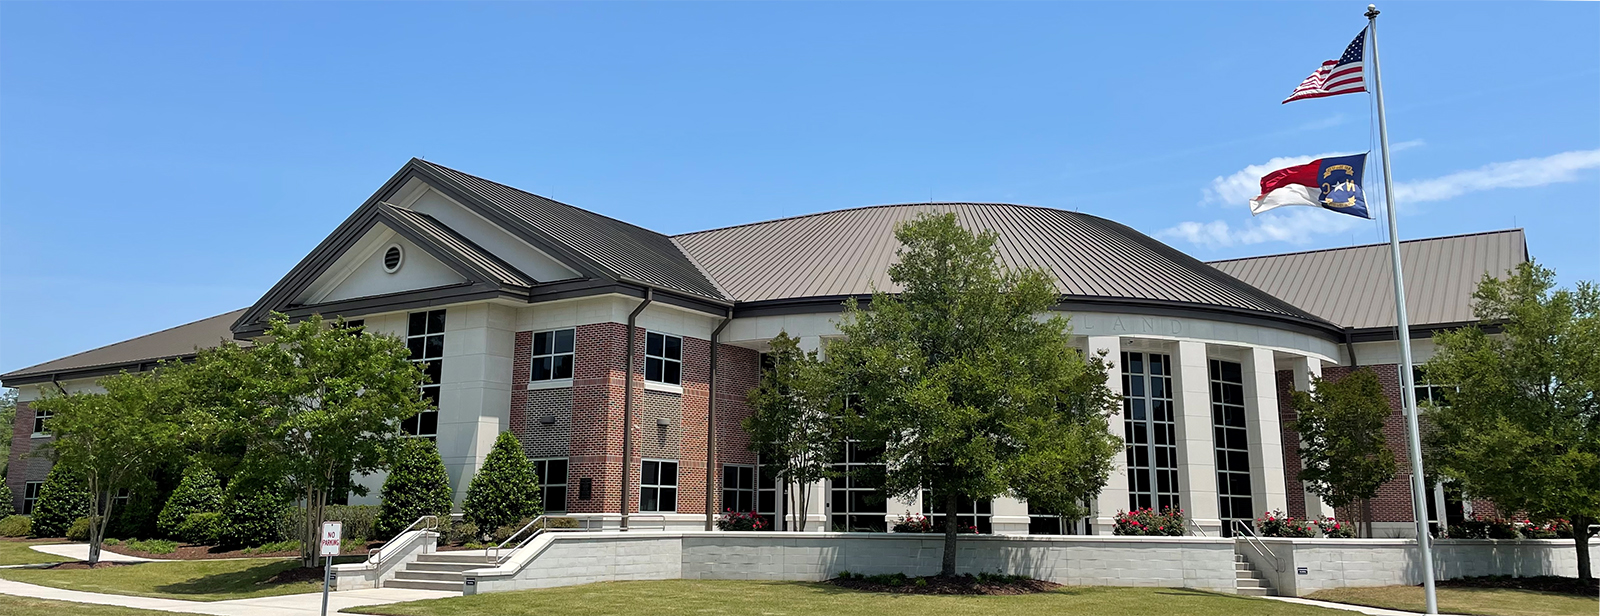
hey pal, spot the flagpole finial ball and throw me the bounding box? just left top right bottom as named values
left=1366, top=4, right=1380, bottom=18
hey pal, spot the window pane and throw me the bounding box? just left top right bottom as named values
left=546, top=486, right=566, bottom=512
left=645, top=358, right=663, bottom=382
left=642, top=487, right=658, bottom=512
left=534, top=331, right=552, bottom=355
left=660, top=462, right=678, bottom=486
left=647, top=333, right=663, bottom=357
left=424, top=361, right=442, bottom=384
left=408, top=338, right=426, bottom=359
left=552, top=355, right=573, bottom=380
left=409, top=312, right=428, bottom=336
left=554, top=329, right=575, bottom=354
left=664, top=360, right=681, bottom=385
left=642, top=461, right=659, bottom=485
left=427, top=310, right=446, bottom=334
left=548, top=459, right=567, bottom=482
left=425, top=335, right=444, bottom=359
left=420, top=411, right=438, bottom=436
left=665, top=335, right=682, bottom=360
left=533, top=357, right=553, bottom=381
left=660, top=487, right=677, bottom=512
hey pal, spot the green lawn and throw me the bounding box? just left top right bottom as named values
left=1308, top=585, right=1599, bottom=616
left=0, top=558, right=322, bottom=602
left=0, top=539, right=73, bottom=566
left=349, top=579, right=1349, bottom=616
left=0, top=594, right=207, bottom=616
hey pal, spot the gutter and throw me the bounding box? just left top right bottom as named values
left=620, top=289, right=653, bottom=531
left=704, top=310, right=734, bottom=531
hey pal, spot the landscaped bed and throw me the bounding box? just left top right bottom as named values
left=829, top=571, right=1061, bottom=595
left=1307, top=577, right=1600, bottom=616
left=98, top=538, right=384, bottom=561
left=0, top=557, right=325, bottom=601
left=345, top=579, right=1351, bottom=616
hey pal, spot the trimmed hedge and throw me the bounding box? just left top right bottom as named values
left=0, top=483, right=12, bottom=518
left=178, top=512, right=224, bottom=545
left=280, top=505, right=379, bottom=544
left=66, top=516, right=91, bottom=541
left=30, top=465, right=88, bottom=538
left=462, top=432, right=541, bottom=531
left=217, top=480, right=290, bottom=549
left=376, top=439, right=453, bottom=539
left=0, top=515, right=31, bottom=537
left=158, top=465, right=223, bottom=539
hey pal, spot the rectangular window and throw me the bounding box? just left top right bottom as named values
left=405, top=309, right=446, bottom=438
left=640, top=459, right=678, bottom=512
left=531, top=329, right=576, bottom=382
left=921, top=491, right=992, bottom=534
left=644, top=332, right=682, bottom=386
left=22, top=481, right=43, bottom=514
left=1028, top=500, right=1090, bottom=535
left=31, top=409, right=52, bottom=435
left=830, top=441, right=887, bottom=532
left=532, top=458, right=568, bottom=513
left=756, top=458, right=785, bottom=530
left=722, top=464, right=756, bottom=514
left=1210, top=359, right=1254, bottom=536
left=1412, top=367, right=1456, bottom=408
left=1123, top=352, right=1179, bottom=513
left=343, top=319, right=365, bottom=334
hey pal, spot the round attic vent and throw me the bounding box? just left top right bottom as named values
left=382, top=244, right=404, bottom=273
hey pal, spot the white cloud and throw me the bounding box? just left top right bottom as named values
left=1392, top=148, right=1600, bottom=204
left=1165, top=147, right=1600, bottom=248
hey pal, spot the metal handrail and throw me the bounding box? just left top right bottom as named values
left=1231, top=519, right=1282, bottom=572
left=1187, top=519, right=1209, bottom=537
left=365, top=515, right=440, bottom=567
left=485, top=515, right=595, bottom=565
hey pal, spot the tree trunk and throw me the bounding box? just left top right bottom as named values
left=1361, top=499, right=1374, bottom=539
left=87, top=486, right=112, bottom=566
left=1574, top=515, right=1593, bottom=585
left=941, top=491, right=959, bottom=577
left=792, top=480, right=808, bottom=533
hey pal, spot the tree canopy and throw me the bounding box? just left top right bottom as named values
left=743, top=331, right=836, bottom=531
left=823, top=212, right=1122, bottom=576
left=1423, top=261, right=1599, bottom=583
left=1290, top=368, right=1397, bottom=537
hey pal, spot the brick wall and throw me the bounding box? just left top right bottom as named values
left=6, top=401, right=51, bottom=513
left=1274, top=369, right=1308, bottom=519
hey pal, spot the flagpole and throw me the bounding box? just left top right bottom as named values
left=1366, top=5, right=1439, bottom=614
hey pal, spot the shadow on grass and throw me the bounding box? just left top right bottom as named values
left=150, top=560, right=304, bottom=597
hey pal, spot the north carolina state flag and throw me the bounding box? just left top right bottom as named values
left=1249, top=153, right=1371, bottom=219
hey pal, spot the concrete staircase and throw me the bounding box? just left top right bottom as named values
left=383, top=551, right=486, bottom=592
left=1233, top=553, right=1274, bottom=596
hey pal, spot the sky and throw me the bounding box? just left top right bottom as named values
left=2, top=1, right=1597, bottom=375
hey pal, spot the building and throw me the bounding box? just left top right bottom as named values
left=3, top=158, right=1527, bottom=537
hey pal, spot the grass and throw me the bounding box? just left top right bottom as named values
left=0, top=557, right=323, bottom=602
left=1308, top=585, right=1599, bottom=616
left=0, top=594, right=208, bottom=616
left=0, top=539, right=73, bottom=566
left=347, top=579, right=1351, bottom=616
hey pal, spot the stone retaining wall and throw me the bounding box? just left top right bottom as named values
left=1242, top=538, right=1598, bottom=596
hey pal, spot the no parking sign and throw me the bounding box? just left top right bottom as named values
left=320, top=521, right=342, bottom=557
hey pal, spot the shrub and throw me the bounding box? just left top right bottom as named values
left=30, top=466, right=88, bottom=538
left=0, top=483, right=12, bottom=518
left=462, top=432, right=541, bottom=532
left=283, top=505, right=381, bottom=545
left=891, top=512, right=935, bottom=533
left=439, top=520, right=480, bottom=546
left=491, top=518, right=537, bottom=544
left=1256, top=510, right=1315, bottom=538
left=1315, top=516, right=1354, bottom=538
left=1447, top=516, right=1520, bottom=539
left=157, top=466, right=223, bottom=539
left=1113, top=507, right=1185, bottom=536
left=217, top=480, right=290, bottom=549
left=66, top=516, right=91, bottom=541
left=178, top=512, right=225, bottom=545
left=716, top=510, right=769, bottom=531
left=0, top=515, right=31, bottom=537
left=376, top=439, right=454, bottom=539
left=107, top=486, right=164, bottom=541
left=121, top=538, right=178, bottom=554
left=241, top=540, right=300, bottom=555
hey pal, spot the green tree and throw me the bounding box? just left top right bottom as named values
left=463, top=431, right=541, bottom=532
left=29, top=464, right=88, bottom=538
left=376, top=438, right=454, bottom=539
left=743, top=331, right=837, bottom=532
left=0, top=388, right=16, bottom=477
left=31, top=371, right=183, bottom=563
left=823, top=212, right=1122, bottom=577
left=172, top=313, right=429, bottom=567
left=1423, top=261, right=1599, bottom=584
left=158, top=465, right=224, bottom=539
left=216, top=475, right=290, bottom=548
left=1290, top=369, right=1398, bottom=538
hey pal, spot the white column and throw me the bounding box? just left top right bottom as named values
left=990, top=495, right=1031, bottom=535
left=1087, top=336, right=1125, bottom=535
left=1242, top=347, right=1290, bottom=516
left=437, top=303, right=518, bottom=504
left=1171, top=341, right=1221, bottom=535
left=1292, top=356, right=1335, bottom=520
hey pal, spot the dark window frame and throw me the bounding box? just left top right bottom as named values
left=644, top=331, right=683, bottom=386
left=22, top=481, right=43, bottom=514
left=530, top=329, right=577, bottom=382
left=641, top=459, right=679, bottom=513
left=404, top=309, right=446, bottom=438
left=532, top=458, right=569, bottom=514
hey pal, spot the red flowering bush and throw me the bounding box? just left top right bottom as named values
left=1446, top=515, right=1519, bottom=539
left=1314, top=516, right=1354, bottom=538
left=1113, top=507, right=1185, bottom=536
left=891, top=512, right=981, bottom=534
left=715, top=510, right=769, bottom=531
left=1256, top=510, right=1315, bottom=538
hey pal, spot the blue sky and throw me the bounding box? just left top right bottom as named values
left=2, top=1, right=1596, bottom=374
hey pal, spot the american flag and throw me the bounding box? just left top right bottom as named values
left=1283, top=28, right=1368, bottom=103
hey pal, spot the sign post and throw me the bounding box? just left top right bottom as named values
left=320, top=521, right=342, bottom=616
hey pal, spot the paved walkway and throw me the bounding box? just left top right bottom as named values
left=30, top=543, right=166, bottom=563
left=1266, top=595, right=1433, bottom=616
left=0, top=578, right=456, bottom=616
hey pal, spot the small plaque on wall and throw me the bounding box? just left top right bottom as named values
left=579, top=477, right=593, bottom=500
left=1297, top=567, right=1308, bottom=575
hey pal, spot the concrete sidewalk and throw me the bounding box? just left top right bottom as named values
left=30, top=543, right=166, bottom=562
left=0, top=578, right=455, bottom=616
left=1265, top=595, right=1432, bottom=616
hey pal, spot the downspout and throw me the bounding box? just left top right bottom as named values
left=621, top=289, right=653, bottom=531
left=705, top=310, right=734, bottom=531
left=1343, top=328, right=1359, bottom=366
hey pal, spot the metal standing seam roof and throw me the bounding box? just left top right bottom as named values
left=1207, top=229, right=1528, bottom=330
left=379, top=204, right=536, bottom=288
left=413, top=160, right=728, bottom=301
left=673, top=202, right=1326, bottom=323
left=1, top=309, right=249, bottom=383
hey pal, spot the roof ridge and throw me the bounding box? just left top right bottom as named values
left=2, top=308, right=247, bottom=378
left=673, top=201, right=1093, bottom=238
left=411, top=159, right=678, bottom=243
left=1206, top=228, right=1524, bottom=265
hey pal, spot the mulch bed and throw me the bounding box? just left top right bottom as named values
left=830, top=575, right=1060, bottom=595
left=1435, top=575, right=1599, bottom=596
left=101, top=541, right=385, bottom=561
left=39, top=561, right=137, bottom=570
